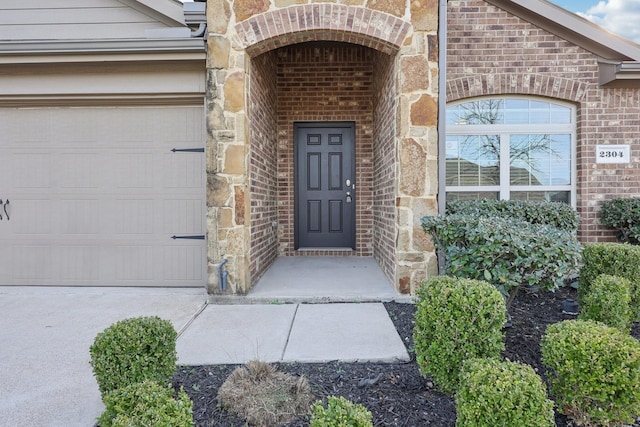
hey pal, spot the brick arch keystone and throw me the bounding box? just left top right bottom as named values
left=235, top=4, right=411, bottom=57
left=447, top=74, right=590, bottom=104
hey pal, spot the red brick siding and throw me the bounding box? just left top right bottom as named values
left=249, top=51, right=279, bottom=283
left=372, top=50, right=397, bottom=282
left=276, top=42, right=375, bottom=257
left=235, top=4, right=411, bottom=57
left=447, top=0, right=640, bottom=242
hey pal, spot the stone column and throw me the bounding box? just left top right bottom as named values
left=394, top=0, right=440, bottom=294
left=205, top=0, right=251, bottom=293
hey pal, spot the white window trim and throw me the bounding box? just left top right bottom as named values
left=445, top=97, right=577, bottom=208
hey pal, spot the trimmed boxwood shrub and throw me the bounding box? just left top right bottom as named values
left=541, top=320, right=640, bottom=426
left=446, top=199, right=580, bottom=232
left=309, top=396, right=373, bottom=427
left=456, top=358, right=555, bottom=427
left=98, top=380, right=193, bottom=427
left=89, top=316, right=178, bottom=397
left=579, top=243, right=640, bottom=321
left=579, top=274, right=632, bottom=333
left=413, top=276, right=506, bottom=395
left=600, top=197, right=640, bottom=244
left=422, top=213, right=581, bottom=309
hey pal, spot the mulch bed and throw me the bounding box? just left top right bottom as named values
left=173, top=286, right=640, bottom=426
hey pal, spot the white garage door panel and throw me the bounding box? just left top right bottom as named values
left=0, top=106, right=206, bottom=286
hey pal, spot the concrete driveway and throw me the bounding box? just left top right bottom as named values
left=0, top=287, right=206, bottom=427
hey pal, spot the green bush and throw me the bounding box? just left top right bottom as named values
left=422, top=213, right=581, bottom=309
left=579, top=243, right=640, bottom=321
left=413, top=276, right=506, bottom=395
left=98, top=380, right=193, bottom=427
left=456, top=358, right=555, bottom=427
left=541, top=320, right=640, bottom=426
left=600, top=197, right=640, bottom=244
left=309, top=396, right=373, bottom=427
left=579, top=274, right=633, bottom=333
left=89, top=316, right=178, bottom=397
left=446, top=199, right=580, bottom=232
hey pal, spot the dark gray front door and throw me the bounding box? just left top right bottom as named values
left=295, top=122, right=355, bottom=249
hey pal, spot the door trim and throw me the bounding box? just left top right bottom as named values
left=293, top=121, right=356, bottom=250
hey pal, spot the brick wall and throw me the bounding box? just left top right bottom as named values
left=447, top=0, right=640, bottom=242
left=372, top=50, right=397, bottom=283
left=249, top=51, right=279, bottom=284
left=276, top=42, right=375, bottom=257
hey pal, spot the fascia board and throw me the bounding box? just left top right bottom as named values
left=0, top=38, right=205, bottom=55
left=120, top=0, right=186, bottom=27
left=184, top=2, right=207, bottom=25
left=0, top=39, right=205, bottom=65
left=486, top=0, right=640, bottom=61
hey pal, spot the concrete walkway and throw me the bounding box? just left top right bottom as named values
left=0, top=265, right=410, bottom=427
left=177, top=302, right=408, bottom=365
left=241, top=256, right=403, bottom=303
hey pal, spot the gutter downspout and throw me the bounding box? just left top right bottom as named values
left=190, top=23, right=207, bottom=38
left=437, top=0, right=447, bottom=216
left=437, top=0, right=448, bottom=274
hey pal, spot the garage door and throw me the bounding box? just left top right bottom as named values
left=0, top=106, right=206, bottom=287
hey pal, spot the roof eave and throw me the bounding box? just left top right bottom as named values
left=485, top=0, right=640, bottom=62
left=122, top=0, right=186, bottom=27
left=599, top=60, right=640, bottom=88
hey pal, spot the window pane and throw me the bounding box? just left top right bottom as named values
left=449, top=98, right=572, bottom=125
left=509, top=134, right=571, bottom=186
left=446, top=99, right=504, bottom=125
left=446, top=135, right=500, bottom=186
left=511, top=191, right=570, bottom=204
left=550, top=104, right=571, bottom=124
left=447, top=192, right=500, bottom=201
left=504, top=99, right=529, bottom=124
left=530, top=100, right=550, bottom=124
left=446, top=105, right=461, bottom=125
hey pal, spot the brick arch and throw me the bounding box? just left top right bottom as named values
left=447, top=74, right=591, bottom=104
left=235, top=4, right=411, bottom=57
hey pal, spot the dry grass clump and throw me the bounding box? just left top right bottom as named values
left=217, top=360, right=313, bottom=426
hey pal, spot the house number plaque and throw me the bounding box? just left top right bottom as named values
left=596, top=145, right=631, bottom=164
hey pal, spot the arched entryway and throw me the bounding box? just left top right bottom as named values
left=206, top=2, right=439, bottom=295
left=247, top=41, right=397, bottom=288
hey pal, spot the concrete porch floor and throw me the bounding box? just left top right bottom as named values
left=238, top=256, right=409, bottom=303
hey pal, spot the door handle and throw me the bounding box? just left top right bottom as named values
left=0, top=199, right=3, bottom=220
left=4, top=199, right=9, bottom=220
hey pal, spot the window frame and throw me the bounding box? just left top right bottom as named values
left=445, top=96, right=577, bottom=207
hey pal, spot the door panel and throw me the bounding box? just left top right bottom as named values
left=295, top=122, right=355, bottom=249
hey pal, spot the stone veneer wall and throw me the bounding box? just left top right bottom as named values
left=447, top=0, right=640, bottom=242
left=206, top=0, right=439, bottom=294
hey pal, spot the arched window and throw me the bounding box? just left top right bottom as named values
left=445, top=97, right=576, bottom=206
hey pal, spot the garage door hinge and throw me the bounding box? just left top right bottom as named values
left=171, top=235, right=205, bottom=240
left=171, top=148, right=205, bottom=153
left=0, top=199, right=8, bottom=221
